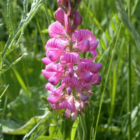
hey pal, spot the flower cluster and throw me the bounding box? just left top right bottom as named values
left=42, top=0, right=102, bottom=121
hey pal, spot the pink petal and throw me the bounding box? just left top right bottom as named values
left=73, top=29, right=96, bottom=43
left=81, top=81, right=92, bottom=91
left=90, top=40, right=99, bottom=50
left=90, top=73, right=99, bottom=84
left=71, top=112, right=77, bottom=121
left=67, top=86, right=72, bottom=95
left=89, top=50, right=98, bottom=60
left=54, top=85, right=65, bottom=95
left=45, top=63, right=58, bottom=72
left=42, top=57, right=52, bottom=65
left=68, top=63, right=73, bottom=77
left=90, top=63, right=102, bottom=73
left=47, top=93, right=62, bottom=104
left=80, top=94, right=89, bottom=101
left=60, top=52, right=79, bottom=64
left=46, top=38, right=66, bottom=50
left=73, top=10, right=82, bottom=29
left=49, top=72, right=63, bottom=85
left=67, top=96, right=76, bottom=111
left=62, top=76, right=79, bottom=87
left=42, top=70, right=55, bottom=79
left=77, top=40, right=90, bottom=52
left=55, top=8, right=65, bottom=25
left=48, top=21, right=65, bottom=38
left=77, top=71, right=92, bottom=82
left=68, top=1, right=72, bottom=17
left=47, top=49, right=62, bottom=61
left=78, top=61, right=102, bottom=73
left=45, top=83, right=54, bottom=91
left=65, top=108, right=71, bottom=118
left=94, top=75, right=101, bottom=85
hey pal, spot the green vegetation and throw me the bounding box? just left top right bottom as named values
left=0, top=0, right=140, bottom=139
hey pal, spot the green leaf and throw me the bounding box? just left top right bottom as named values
left=2, top=111, right=51, bottom=135
left=7, top=86, right=48, bottom=122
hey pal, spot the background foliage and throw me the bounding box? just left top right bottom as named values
left=0, top=0, right=140, bottom=140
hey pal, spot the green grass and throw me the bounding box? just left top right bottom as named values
left=0, top=0, right=140, bottom=140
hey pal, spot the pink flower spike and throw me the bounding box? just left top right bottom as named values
left=42, top=0, right=102, bottom=120
left=90, top=40, right=99, bottom=50
left=47, top=49, right=62, bottom=61
left=49, top=72, right=63, bottom=85
left=55, top=8, right=65, bottom=25
left=42, top=70, right=55, bottom=79
left=48, top=21, right=65, bottom=38
left=42, top=57, right=52, bottom=65
left=65, top=108, right=71, bottom=118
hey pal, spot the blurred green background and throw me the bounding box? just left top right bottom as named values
left=0, top=0, right=140, bottom=140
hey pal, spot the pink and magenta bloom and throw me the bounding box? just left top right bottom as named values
left=42, top=0, right=102, bottom=121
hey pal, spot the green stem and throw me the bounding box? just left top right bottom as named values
left=127, top=0, right=131, bottom=140
left=69, top=37, right=73, bottom=52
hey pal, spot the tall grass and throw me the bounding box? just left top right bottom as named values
left=0, top=0, right=140, bottom=140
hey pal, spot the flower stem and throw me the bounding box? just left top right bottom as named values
left=69, top=36, right=73, bottom=52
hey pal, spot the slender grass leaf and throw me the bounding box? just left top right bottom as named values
left=0, top=85, right=9, bottom=100
left=116, top=0, right=140, bottom=52
left=71, top=118, right=79, bottom=140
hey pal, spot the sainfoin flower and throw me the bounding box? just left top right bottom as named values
left=42, top=0, right=102, bottom=121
